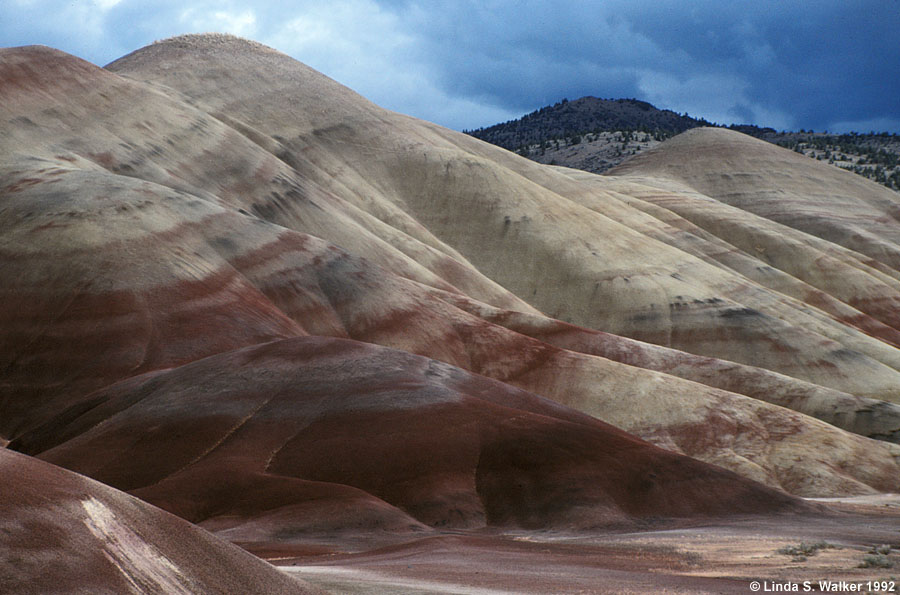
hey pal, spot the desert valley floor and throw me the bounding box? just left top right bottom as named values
left=2, top=34, right=900, bottom=594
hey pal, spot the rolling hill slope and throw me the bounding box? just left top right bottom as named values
left=4, top=36, right=900, bottom=579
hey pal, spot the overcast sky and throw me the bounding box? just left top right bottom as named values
left=3, top=0, right=899, bottom=133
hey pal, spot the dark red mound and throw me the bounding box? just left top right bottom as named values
left=0, top=448, right=318, bottom=594
left=17, top=336, right=805, bottom=546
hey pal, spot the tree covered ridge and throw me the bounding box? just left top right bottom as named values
left=465, top=97, right=710, bottom=150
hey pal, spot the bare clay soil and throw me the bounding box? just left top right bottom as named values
left=271, top=497, right=900, bottom=594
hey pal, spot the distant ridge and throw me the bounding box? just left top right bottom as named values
left=466, top=96, right=900, bottom=189
left=466, top=96, right=713, bottom=150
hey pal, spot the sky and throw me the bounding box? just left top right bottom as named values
left=2, top=0, right=899, bottom=133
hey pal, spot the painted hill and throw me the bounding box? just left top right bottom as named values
left=4, top=34, right=900, bottom=587
left=609, top=127, right=900, bottom=272
left=0, top=448, right=319, bottom=594
left=16, top=337, right=804, bottom=544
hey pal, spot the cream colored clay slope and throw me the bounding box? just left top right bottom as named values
left=566, top=168, right=900, bottom=326
left=554, top=170, right=900, bottom=369
left=604, top=129, right=900, bottom=336
left=3, top=151, right=897, bottom=497
left=5, top=40, right=900, bottom=497
left=609, top=127, right=900, bottom=271
left=107, top=35, right=900, bottom=403
left=0, top=44, right=531, bottom=316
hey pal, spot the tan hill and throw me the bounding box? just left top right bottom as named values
left=469, top=96, right=900, bottom=190
left=105, top=37, right=900, bottom=407
left=3, top=137, right=897, bottom=500
left=4, top=34, right=900, bottom=588
left=2, top=38, right=897, bottom=499
left=103, top=37, right=900, bottom=396
left=610, top=127, right=900, bottom=271
left=0, top=448, right=318, bottom=594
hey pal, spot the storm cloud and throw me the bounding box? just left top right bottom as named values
left=2, top=0, right=898, bottom=132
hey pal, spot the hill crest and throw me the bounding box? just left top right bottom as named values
left=467, top=94, right=900, bottom=189
left=466, top=96, right=709, bottom=150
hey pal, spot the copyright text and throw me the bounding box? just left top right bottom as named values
left=749, top=580, right=896, bottom=592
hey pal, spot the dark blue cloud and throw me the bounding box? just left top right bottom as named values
left=750, top=1, right=900, bottom=132
left=394, top=0, right=900, bottom=131
left=2, top=0, right=898, bottom=132
left=401, top=1, right=663, bottom=112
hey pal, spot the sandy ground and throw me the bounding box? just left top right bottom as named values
left=270, top=496, right=900, bottom=594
